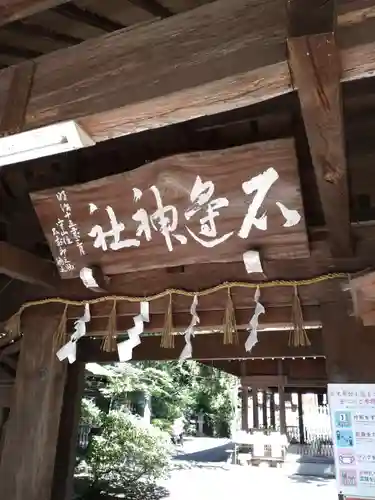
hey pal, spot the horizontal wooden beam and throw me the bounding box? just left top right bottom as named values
left=0, top=0, right=372, bottom=143
left=78, top=328, right=323, bottom=362
left=241, top=375, right=286, bottom=388
left=0, top=241, right=59, bottom=288
left=0, top=0, right=69, bottom=26
left=68, top=306, right=321, bottom=333
left=201, top=356, right=327, bottom=381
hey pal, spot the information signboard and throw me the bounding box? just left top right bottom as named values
left=328, top=384, right=375, bottom=500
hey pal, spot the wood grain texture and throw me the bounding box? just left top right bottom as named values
left=0, top=241, right=59, bottom=287
left=0, top=304, right=67, bottom=500
left=0, top=0, right=372, bottom=142
left=31, top=139, right=309, bottom=278
left=288, top=32, right=352, bottom=257
left=78, top=328, right=323, bottom=362
left=0, top=60, right=35, bottom=136
left=321, top=283, right=375, bottom=382
left=0, top=385, right=12, bottom=407
left=24, top=0, right=289, bottom=139
left=51, top=362, right=85, bottom=500
left=0, top=0, right=69, bottom=26
left=203, top=357, right=327, bottom=381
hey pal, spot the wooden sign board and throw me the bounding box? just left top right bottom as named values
left=31, top=139, right=309, bottom=278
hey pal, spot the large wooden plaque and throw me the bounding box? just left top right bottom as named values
left=31, top=139, right=309, bottom=278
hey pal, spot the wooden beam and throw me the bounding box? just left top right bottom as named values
left=203, top=357, right=327, bottom=381
left=69, top=306, right=321, bottom=333
left=129, top=0, right=173, bottom=18
left=0, top=0, right=372, bottom=143
left=287, top=0, right=352, bottom=257
left=54, top=4, right=124, bottom=32
left=0, top=61, right=35, bottom=136
left=0, top=0, right=69, bottom=26
left=77, top=328, right=323, bottom=362
left=241, top=375, right=286, bottom=388
left=0, top=304, right=68, bottom=500
left=0, top=241, right=59, bottom=288
left=321, top=283, right=375, bottom=382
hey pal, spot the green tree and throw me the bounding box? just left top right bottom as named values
left=99, top=360, right=237, bottom=437
left=76, top=409, right=171, bottom=499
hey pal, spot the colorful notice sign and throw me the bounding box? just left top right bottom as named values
left=328, top=384, right=375, bottom=499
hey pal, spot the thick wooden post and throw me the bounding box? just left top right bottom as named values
left=0, top=304, right=68, bottom=500
left=278, top=385, right=286, bottom=434
left=262, top=390, right=268, bottom=428
left=270, top=392, right=276, bottom=429
left=241, top=386, right=249, bottom=431
left=297, top=392, right=305, bottom=444
left=321, top=286, right=375, bottom=382
left=252, top=387, right=259, bottom=429
left=52, top=362, right=85, bottom=500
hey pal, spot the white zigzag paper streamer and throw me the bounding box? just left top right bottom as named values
left=117, top=302, right=150, bottom=361
left=57, top=303, right=91, bottom=364
left=180, top=295, right=199, bottom=360
left=245, top=287, right=265, bottom=353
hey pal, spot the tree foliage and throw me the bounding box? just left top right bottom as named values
left=76, top=410, right=171, bottom=499
left=76, top=360, right=238, bottom=498
left=100, top=360, right=238, bottom=436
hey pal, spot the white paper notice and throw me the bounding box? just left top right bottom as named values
left=56, top=303, right=91, bottom=364
left=243, top=250, right=263, bottom=274
left=117, top=301, right=149, bottom=361
left=328, top=383, right=375, bottom=499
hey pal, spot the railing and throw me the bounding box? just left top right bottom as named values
left=286, top=404, right=334, bottom=459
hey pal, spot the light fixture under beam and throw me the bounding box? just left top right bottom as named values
left=0, top=121, right=95, bottom=167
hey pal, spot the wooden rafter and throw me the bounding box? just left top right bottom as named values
left=287, top=0, right=352, bottom=256
left=129, top=0, right=173, bottom=18
left=0, top=0, right=373, bottom=143
left=0, top=241, right=59, bottom=288
left=0, top=0, right=70, bottom=27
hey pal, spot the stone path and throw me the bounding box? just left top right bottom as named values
left=160, top=438, right=337, bottom=500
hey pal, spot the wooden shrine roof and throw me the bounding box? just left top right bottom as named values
left=1, top=0, right=375, bottom=368
left=0, top=0, right=216, bottom=69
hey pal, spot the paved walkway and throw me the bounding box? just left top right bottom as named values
left=160, top=438, right=337, bottom=500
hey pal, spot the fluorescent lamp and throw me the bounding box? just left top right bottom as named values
left=0, top=121, right=95, bottom=167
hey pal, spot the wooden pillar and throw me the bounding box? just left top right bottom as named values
left=51, top=362, right=85, bottom=500
left=252, top=387, right=259, bottom=429
left=270, top=392, right=276, bottom=429
left=297, top=391, right=305, bottom=444
left=277, top=360, right=286, bottom=434
left=241, top=386, right=249, bottom=431
left=262, top=390, right=268, bottom=429
left=278, top=385, right=286, bottom=434
left=0, top=407, right=10, bottom=459
left=321, top=285, right=375, bottom=382
left=0, top=304, right=68, bottom=500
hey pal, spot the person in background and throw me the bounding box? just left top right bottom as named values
left=171, top=416, right=184, bottom=445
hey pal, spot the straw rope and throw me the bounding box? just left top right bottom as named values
left=6, top=272, right=348, bottom=314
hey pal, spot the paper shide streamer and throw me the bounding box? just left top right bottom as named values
left=179, top=295, right=200, bottom=360
left=245, top=286, right=265, bottom=353
left=117, top=302, right=150, bottom=361
left=56, top=303, right=91, bottom=364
